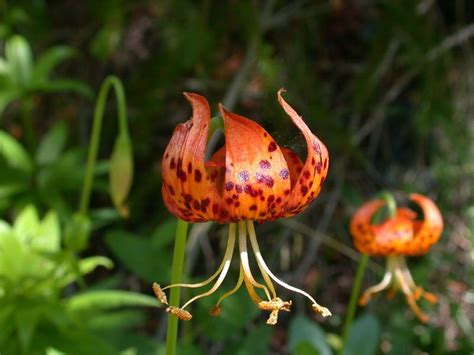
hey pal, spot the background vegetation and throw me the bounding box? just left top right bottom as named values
left=0, top=0, right=473, bottom=354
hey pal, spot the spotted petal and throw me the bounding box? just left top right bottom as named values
left=405, top=194, right=443, bottom=255
left=219, top=105, right=291, bottom=221
left=277, top=90, right=329, bottom=217
left=161, top=93, right=224, bottom=222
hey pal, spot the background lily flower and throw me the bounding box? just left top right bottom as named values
left=155, top=90, right=330, bottom=324
left=350, top=193, right=444, bottom=322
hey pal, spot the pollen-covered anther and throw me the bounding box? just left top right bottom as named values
left=312, top=304, right=332, bottom=317
left=209, top=306, right=221, bottom=317
left=166, top=306, right=192, bottom=321
left=258, top=297, right=292, bottom=312
left=423, top=292, right=437, bottom=304
left=152, top=283, right=168, bottom=305
left=266, top=309, right=280, bottom=325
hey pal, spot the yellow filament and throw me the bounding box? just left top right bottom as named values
left=213, top=264, right=245, bottom=309
left=246, top=221, right=277, bottom=298
left=163, top=224, right=237, bottom=291
left=359, top=270, right=393, bottom=305
left=243, top=272, right=264, bottom=305
left=180, top=224, right=236, bottom=310
left=392, top=257, right=428, bottom=323
left=238, top=221, right=272, bottom=301
left=247, top=221, right=331, bottom=317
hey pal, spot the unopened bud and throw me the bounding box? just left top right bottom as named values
left=110, top=132, right=133, bottom=218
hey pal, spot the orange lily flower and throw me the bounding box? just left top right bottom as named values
left=153, top=89, right=330, bottom=325
left=350, top=193, right=443, bottom=322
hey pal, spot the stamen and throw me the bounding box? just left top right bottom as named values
left=152, top=283, right=169, bottom=305
left=238, top=221, right=272, bottom=301
left=163, top=224, right=237, bottom=291
left=166, top=306, right=192, bottom=321
left=246, top=221, right=277, bottom=299
left=359, top=270, right=393, bottom=305
left=258, top=298, right=292, bottom=312
left=210, top=265, right=245, bottom=317
left=266, top=309, right=279, bottom=325
left=180, top=223, right=236, bottom=310
left=399, top=257, right=437, bottom=304
left=243, top=273, right=264, bottom=305
left=246, top=221, right=331, bottom=317
left=393, top=259, right=428, bottom=323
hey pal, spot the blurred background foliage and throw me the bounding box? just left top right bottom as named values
left=0, top=0, right=473, bottom=354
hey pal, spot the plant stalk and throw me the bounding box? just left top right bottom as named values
left=78, top=75, right=129, bottom=214
left=340, top=191, right=397, bottom=353
left=165, top=219, right=189, bottom=355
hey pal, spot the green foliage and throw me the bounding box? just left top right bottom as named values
left=288, top=315, right=332, bottom=355
left=0, top=205, right=160, bottom=354
left=0, top=35, right=92, bottom=114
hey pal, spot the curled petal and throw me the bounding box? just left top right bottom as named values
left=161, top=93, right=224, bottom=222
left=219, top=105, right=291, bottom=221
left=349, top=199, right=385, bottom=255
left=405, top=194, right=443, bottom=255
left=277, top=90, right=329, bottom=217
left=280, top=147, right=304, bottom=188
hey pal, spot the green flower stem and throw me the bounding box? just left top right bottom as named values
left=166, top=219, right=189, bottom=355
left=340, top=191, right=397, bottom=353
left=340, top=253, right=369, bottom=353
left=78, top=75, right=129, bottom=214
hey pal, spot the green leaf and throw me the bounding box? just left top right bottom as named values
left=33, top=46, right=76, bottom=81
left=234, top=325, right=272, bottom=355
left=0, top=130, right=33, bottom=172
left=15, top=305, right=40, bottom=352
left=288, top=315, right=332, bottom=355
left=109, top=132, right=133, bottom=218
left=36, top=122, right=68, bottom=166
left=342, top=314, right=380, bottom=355
left=105, top=230, right=172, bottom=282
left=65, top=290, right=161, bottom=312
left=13, top=204, right=40, bottom=244
left=33, top=79, right=93, bottom=98
left=5, top=35, right=33, bottom=87
left=64, top=213, right=91, bottom=251
left=33, top=210, right=61, bottom=253
left=151, top=218, right=177, bottom=248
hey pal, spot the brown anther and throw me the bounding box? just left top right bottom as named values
left=414, top=287, right=423, bottom=300
left=312, top=304, right=332, bottom=317
left=152, top=283, right=168, bottom=305
left=266, top=309, right=279, bottom=325
left=258, top=297, right=292, bottom=312
left=209, top=306, right=221, bottom=317
left=423, top=292, right=437, bottom=304
left=166, top=306, right=192, bottom=321
left=358, top=294, right=370, bottom=306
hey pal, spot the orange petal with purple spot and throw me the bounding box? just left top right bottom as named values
left=161, top=93, right=224, bottom=222
left=219, top=105, right=291, bottom=221
left=277, top=90, right=329, bottom=217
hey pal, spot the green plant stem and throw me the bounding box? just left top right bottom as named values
left=78, top=75, right=129, bottom=214
left=340, top=191, right=397, bottom=353
left=166, top=219, right=189, bottom=355
left=340, top=253, right=369, bottom=353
